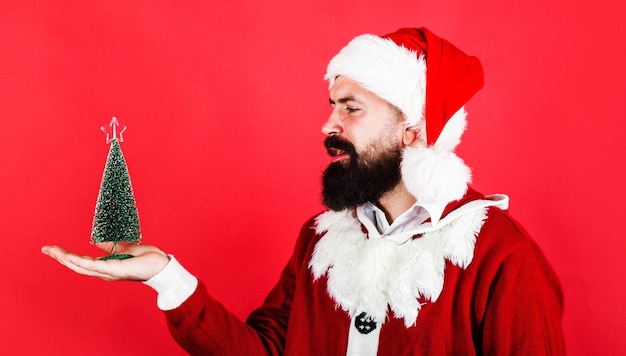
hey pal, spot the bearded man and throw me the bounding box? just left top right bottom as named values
left=42, top=27, right=565, bottom=355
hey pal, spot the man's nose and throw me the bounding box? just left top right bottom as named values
left=321, top=109, right=343, bottom=136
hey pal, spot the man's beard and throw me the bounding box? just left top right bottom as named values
left=322, top=135, right=403, bottom=211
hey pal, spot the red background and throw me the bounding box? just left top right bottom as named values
left=1, top=1, right=624, bottom=355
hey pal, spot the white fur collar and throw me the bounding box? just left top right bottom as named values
left=309, top=196, right=508, bottom=327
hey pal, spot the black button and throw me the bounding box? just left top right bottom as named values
left=354, top=312, right=377, bottom=334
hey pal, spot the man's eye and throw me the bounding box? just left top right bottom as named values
left=346, top=107, right=359, bottom=113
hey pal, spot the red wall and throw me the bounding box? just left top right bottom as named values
left=1, top=1, right=623, bottom=354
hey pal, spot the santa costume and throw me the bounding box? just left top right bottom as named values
left=144, top=27, right=566, bottom=355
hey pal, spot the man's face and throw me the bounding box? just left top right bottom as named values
left=321, top=77, right=405, bottom=211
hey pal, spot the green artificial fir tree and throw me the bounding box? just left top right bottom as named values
left=91, top=117, right=141, bottom=260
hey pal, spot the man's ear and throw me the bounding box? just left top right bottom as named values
left=403, top=127, right=425, bottom=148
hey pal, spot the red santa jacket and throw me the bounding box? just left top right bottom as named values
left=163, top=188, right=565, bottom=355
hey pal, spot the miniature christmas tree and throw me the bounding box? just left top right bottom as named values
left=91, top=117, right=141, bottom=260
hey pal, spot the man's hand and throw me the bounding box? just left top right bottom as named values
left=41, top=243, right=170, bottom=282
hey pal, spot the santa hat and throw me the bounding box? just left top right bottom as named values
left=325, top=27, right=483, bottom=206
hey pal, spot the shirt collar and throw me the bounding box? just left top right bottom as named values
left=360, top=200, right=447, bottom=236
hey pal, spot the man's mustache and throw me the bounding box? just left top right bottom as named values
left=324, top=135, right=357, bottom=157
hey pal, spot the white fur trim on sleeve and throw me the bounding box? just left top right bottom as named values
left=143, top=255, right=198, bottom=311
